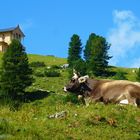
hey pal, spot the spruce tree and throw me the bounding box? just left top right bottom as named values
left=84, top=33, right=95, bottom=62
left=68, top=34, right=82, bottom=67
left=0, top=39, right=33, bottom=98
left=84, top=33, right=112, bottom=76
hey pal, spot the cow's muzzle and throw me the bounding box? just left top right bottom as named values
left=78, top=95, right=83, bottom=100
left=63, top=87, right=67, bottom=92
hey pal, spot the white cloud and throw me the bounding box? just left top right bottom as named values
left=113, top=10, right=136, bottom=25
left=107, top=10, right=140, bottom=67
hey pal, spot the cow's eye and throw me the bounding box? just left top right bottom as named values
left=71, top=79, right=75, bottom=82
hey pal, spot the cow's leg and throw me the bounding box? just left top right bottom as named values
left=124, top=85, right=140, bottom=106
left=84, top=97, right=92, bottom=106
left=91, top=94, right=102, bottom=103
left=136, top=98, right=140, bottom=107
left=78, top=95, right=83, bottom=100
left=124, top=91, right=137, bottom=106
left=128, top=97, right=137, bottom=106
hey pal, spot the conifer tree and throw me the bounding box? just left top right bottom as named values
left=84, top=33, right=112, bottom=76
left=0, top=39, right=33, bottom=98
left=68, top=34, right=82, bottom=67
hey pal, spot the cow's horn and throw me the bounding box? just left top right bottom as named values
left=78, top=75, right=89, bottom=83
left=78, top=77, right=86, bottom=83
left=84, top=75, right=89, bottom=79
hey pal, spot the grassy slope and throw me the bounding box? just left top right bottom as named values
left=0, top=53, right=67, bottom=66
left=28, top=54, right=67, bottom=66
left=108, top=66, right=138, bottom=81
left=0, top=53, right=140, bottom=140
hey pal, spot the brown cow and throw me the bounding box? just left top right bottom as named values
left=64, top=73, right=140, bottom=106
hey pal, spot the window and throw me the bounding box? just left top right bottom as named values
left=19, top=34, right=21, bottom=40
left=16, top=33, right=18, bottom=39
left=2, top=34, right=5, bottom=41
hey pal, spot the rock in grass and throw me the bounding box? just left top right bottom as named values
left=48, top=111, right=67, bottom=119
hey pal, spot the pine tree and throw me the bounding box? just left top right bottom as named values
left=84, top=33, right=95, bottom=62
left=68, top=34, right=82, bottom=67
left=84, top=33, right=112, bottom=76
left=0, top=39, right=33, bottom=98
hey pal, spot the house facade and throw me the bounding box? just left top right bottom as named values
left=0, top=25, right=25, bottom=52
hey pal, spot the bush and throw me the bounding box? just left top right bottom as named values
left=44, top=69, right=60, bottom=77
left=30, top=61, right=46, bottom=67
left=113, top=70, right=127, bottom=80
left=51, top=65, right=61, bottom=69
left=34, top=71, right=44, bottom=77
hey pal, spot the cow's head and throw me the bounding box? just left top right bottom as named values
left=64, top=72, right=89, bottom=94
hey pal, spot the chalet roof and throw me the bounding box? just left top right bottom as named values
left=0, top=25, right=25, bottom=37
left=0, top=27, right=16, bottom=32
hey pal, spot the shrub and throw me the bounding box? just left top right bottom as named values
left=44, top=69, right=60, bottom=77
left=113, top=70, right=127, bottom=80
left=34, top=71, right=44, bottom=77
left=51, top=65, right=61, bottom=69
left=30, top=61, right=46, bottom=67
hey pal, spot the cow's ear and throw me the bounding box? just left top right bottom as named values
left=71, top=79, right=75, bottom=82
left=72, top=72, right=79, bottom=79
left=73, top=69, right=76, bottom=74
left=72, top=69, right=81, bottom=79
left=77, top=72, right=81, bottom=77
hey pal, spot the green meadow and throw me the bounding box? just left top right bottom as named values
left=0, top=53, right=140, bottom=140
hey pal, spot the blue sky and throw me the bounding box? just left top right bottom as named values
left=0, top=0, right=140, bottom=67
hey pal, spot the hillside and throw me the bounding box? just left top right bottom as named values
left=0, top=53, right=67, bottom=66
left=0, top=53, right=140, bottom=140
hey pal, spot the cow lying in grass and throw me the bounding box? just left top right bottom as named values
left=64, top=73, right=140, bottom=107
